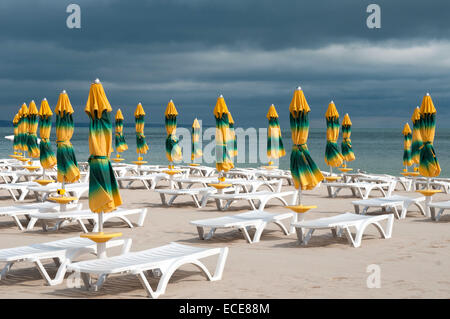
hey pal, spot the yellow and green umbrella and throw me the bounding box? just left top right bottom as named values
left=135, top=103, right=149, bottom=158
left=114, top=109, right=128, bottom=153
left=214, top=95, right=234, bottom=173
left=402, top=123, right=413, bottom=169
left=228, top=112, right=238, bottom=158
left=164, top=100, right=182, bottom=166
left=324, top=101, right=344, bottom=171
left=418, top=93, right=441, bottom=178
left=267, top=104, right=286, bottom=164
left=191, top=118, right=202, bottom=163
left=18, top=103, right=29, bottom=153
left=55, top=90, right=80, bottom=184
left=26, top=100, right=40, bottom=159
left=289, top=87, right=324, bottom=191
left=12, top=113, right=20, bottom=153
left=85, top=79, right=122, bottom=213
left=38, top=98, right=57, bottom=169
left=341, top=113, right=355, bottom=164
left=411, top=106, right=423, bottom=167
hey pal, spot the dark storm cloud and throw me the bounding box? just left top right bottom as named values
left=0, top=0, right=449, bottom=128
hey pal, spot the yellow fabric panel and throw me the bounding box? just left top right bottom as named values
left=115, top=109, right=124, bottom=120
left=266, top=104, right=279, bottom=119
left=134, top=103, right=145, bottom=117
left=289, top=88, right=310, bottom=113
left=325, top=101, right=339, bottom=119
left=85, top=82, right=112, bottom=118
left=420, top=94, right=436, bottom=115
left=213, top=96, right=230, bottom=117
left=192, top=118, right=201, bottom=128
left=411, top=107, right=421, bottom=121
left=38, top=99, right=53, bottom=117
left=55, top=92, right=74, bottom=115
left=228, top=112, right=234, bottom=124
left=402, top=123, right=412, bottom=136
left=28, top=100, right=38, bottom=116
left=13, top=113, right=19, bottom=124
left=342, top=113, right=352, bottom=126
left=164, top=100, right=178, bottom=116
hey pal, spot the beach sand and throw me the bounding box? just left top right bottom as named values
left=0, top=181, right=449, bottom=299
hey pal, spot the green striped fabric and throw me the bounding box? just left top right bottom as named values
left=38, top=115, right=57, bottom=169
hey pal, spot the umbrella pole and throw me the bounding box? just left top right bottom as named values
left=61, top=178, right=66, bottom=212
left=97, top=212, right=107, bottom=259
left=329, top=166, right=333, bottom=175
left=42, top=168, right=46, bottom=180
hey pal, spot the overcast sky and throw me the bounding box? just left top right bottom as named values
left=1, top=0, right=449, bottom=128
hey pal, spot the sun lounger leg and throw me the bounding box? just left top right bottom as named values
left=19, top=189, right=29, bottom=201
left=252, top=222, right=267, bottom=243
left=137, top=209, right=147, bottom=227
left=353, top=205, right=360, bottom=214
left=0, top=262, right=14, bottom=280
left=192, top=195, right=201, bottom=208
left=414, top=203, right=426, bottom=218
left=204, top=228, right=216, bottom=240
left=11, top=215, right=25, bottom=230
left=34, top=260, right=55, bottom=285
left=273, top=221, right=290, bottom=236
left=26, top=217, right=38, bottom=230
left=239, top=227, right=253, bottom=243
left=196, top=226, right=205, bottom=239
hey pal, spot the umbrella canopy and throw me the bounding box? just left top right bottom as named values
left=324, top=101, right=344, bottom=168
left=228, top=112, right=238, bottom=158
left=214, top=95, right=234, bottom=172
left=55, top=90, right=80, bottom=184
left=85, top=79, right=122, bottom=213
left=402, top=123, right=413, bottom=168
left=418, top=93, right=441, bottom=177
left=341, top=113, right=355, bottom=162
left=289, top=87, right=324, bottom=190
left=26, top=100, right=40, bottom=158
left=114, top=109, right=128, bottom=153
left=411, top=106, right=423, bottom=165
left=191, top=118, right=202, bottom=162
left=38, top=98, right=57, bottom=169
left=135, top=103, right=149, bottom=156
left=18, top=103, right=29, bottom=152
left=164, top=100, right=182, bottom=164
left=266, top=104, right=286, bottom=161
left=12, top=113, right=20, bottom=151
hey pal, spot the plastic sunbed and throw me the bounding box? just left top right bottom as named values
left=67, top=242, right=228, bottom=299
left=292, top=212, right=394, bottom=248
left=325, top=181, right=395, bottom=199
left=191, top=210, right=296, bottom=243
left=0, top=237, right=130, bottom=286
left=428, top=201, right=450, bottom=221
left=352, top=195, right=425, bottom=219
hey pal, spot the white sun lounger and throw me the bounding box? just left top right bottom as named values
left=67, top=242, right=229, bottom=299
left=325, top=181, right=395, bottom=199
left=26, top=208, right=148, bottom=233
left=292, top=213, right=394, bottom=248
left=0, top=202, right=80, bottom=230
left=352, top=195, right=426, bottom=219
left=155, top=187, right=224, bottom=208
left=0, top=181, right=39, bottom=201
left=201, top=190, right=298, bottom=211
left=415, top=180, right=450, bottom=194
left=428, top=201, right=450, bottom=221
left=27, top=182, right=89, bottom=202
left=0, top=237, right=130, bottom=286
left=116, top=173, right=169, bottom=190
left=191, top=210, right=296, bottom=243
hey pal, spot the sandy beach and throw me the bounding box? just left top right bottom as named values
left=0, top=180, right=449, bottom=299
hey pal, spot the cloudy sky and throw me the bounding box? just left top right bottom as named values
left=1, top=0, right=449, bottom=128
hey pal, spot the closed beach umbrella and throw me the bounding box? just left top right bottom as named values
left=289, top=87, right=324, bottom=191
left=55, top=90, right=80, bottom=184
left=135, top=103, right=149, bottom=158
left=191, top=118, right=202, bottom=163
left=38, top=98, right=57, bottom=169
left=164, top=100, right=182, bottom=166
left=341, top=113, right=355, bottom=164
left=18, top=103, right=29, bottom=153
left=228, top=112, right=238, bottom=158
left=12, top=113, right=20, bottom=153
left=418, top=93, right=441, bottom=178
left=402, top=123, right=413, bottom=169
left=26, top=100, right=40, bottom=159
left=214, top=95, right=234, bottom=173
left=324, top=101, right=344, bottom=171
left=411, top=106, right=423, bottom=166
left=114, top=109, right=128, bottom=153
left=267, top=104, right=286, bottom=164
left=85, top=79, right=122, bottom=213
